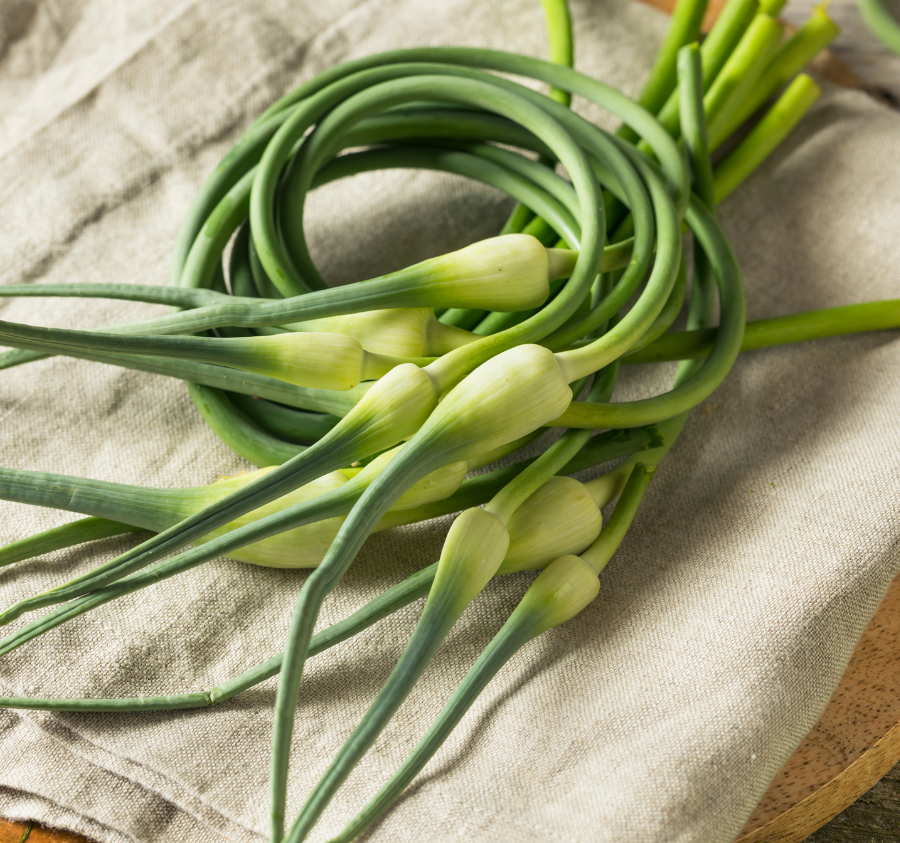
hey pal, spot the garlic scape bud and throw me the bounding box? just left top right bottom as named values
left=185, top=470, right=349, bottom=568
left=176, top=332, right=395, bottom=391
left=205, top=453, right=468, bottom=568
left=513, top=553, right=601, bottom=632
left=287, top=506, right=511, bottom=841
left=419, top=344, right=573, bottom=465
left=407, top=234, right=556, bottom=312
left=331, top=553, right=600, bottom=843
left=279, top=307, right=475, bottom=358
left=499, top=476, right=603, bottom=574
left=0, top=320, right=401, bottom=391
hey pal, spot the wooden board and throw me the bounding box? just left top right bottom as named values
left=736, top=575, right=900, bottom=842
left=2, top=3, right=897, bottom=843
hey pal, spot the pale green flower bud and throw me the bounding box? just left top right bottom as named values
left=343, top=362, right=440, bottom=448
left=418, top=345, right=573, bottom=465
left=212, top=332, right=369, bottom=390
left=429, top=508, right=510, bottom=615
left=499, top=477, right=603, bottom=574
left=192, top=469, right=350, bottom=568
left=415, top=234, right=552, bottom=312
left=513, top=554, right=600, bottom=634
left=280, top=308, right=473, bottom=358
left=343, top=446, right=468, bottom=511
left=393, top=461, right=469, bottom=510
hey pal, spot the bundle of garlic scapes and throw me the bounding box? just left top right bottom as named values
left=1, top=0, right=898, bottom=840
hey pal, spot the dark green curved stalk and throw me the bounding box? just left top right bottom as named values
left=187, top=385, right=305, bottom=467
left=228, top=394, right=338, bottom=446
left=625, top=256, right=687, bottom=355
left=583, top=44, right=719, bottom=565
left=553, top=193, right=744, bottom=428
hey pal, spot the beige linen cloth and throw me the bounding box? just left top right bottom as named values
left=0, top=0, right=898, bottom=841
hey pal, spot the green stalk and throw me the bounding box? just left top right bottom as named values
left=285, top=505, right=509, bottom=842
left=579, top=462, right=657, bottom=573
left=187, top=386, right=305, bottom=467
left=539, top=0, right=574, bottom=106
left=227, top=394, right=338, bottom=446
left=336, top=61, right=721, bottom=838
left=713, top=74, right=821, bottom=203
left=269, top=444, right=460, bottom=842
left=859, top=0, right=900, bottom=56
left=0, top=284, right=227, bottom=308
left=553, top=193, right=744, bottom=428
left=0, top=469, right=192, bottom=532
left=618, top=0, right=709, bottom=143
left=716, top=4, right=838, bottom=144
left=0, top=518, right=142, bottom=568
left=705, top=15, right=785, bottom=149
left=625, top=299, right=900, bottom=364
left=652, top=0, right=760, bottom=138
left=269, top=340, right=580, bottom=840
left=0, top=428, right=649, bottom=715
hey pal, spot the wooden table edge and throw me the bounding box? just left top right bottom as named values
left=736, top=704, right=900, bottom=843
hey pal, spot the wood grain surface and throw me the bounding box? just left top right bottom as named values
left=736, top=577, right=900, bottom=842
left=2, top=2, right=898, bottom=842
left=0, top=821, right=88, bottom=843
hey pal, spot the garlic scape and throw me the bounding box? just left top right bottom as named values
left=0, top=322, right=404, bottom=391
left=280, top=356, right=618, bottom=841
left=289, top=506, right=512, bottom=841
left=331, top=553, right=601, bottom=843
left=5, top=236, right=564, bottom=346
left=0, top=446, right=469, bottom=612
left=0, top=361, right=442, bottom=618
left=0, top=423, right=646, bottom=705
